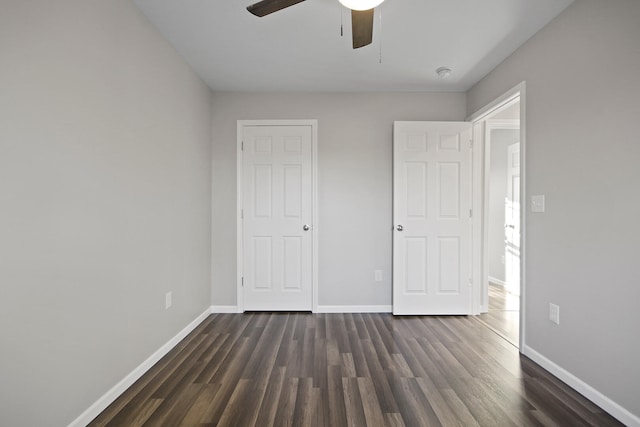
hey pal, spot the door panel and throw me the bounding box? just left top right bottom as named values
left=438, top=162, right=460, bottom=218
left=405, top=237, right=428, bottom=293
left=243, top=125, right=313, bottom=311
left=439, top=236, right=460, bottom=293
left=393, top=121, right=472, bottom=315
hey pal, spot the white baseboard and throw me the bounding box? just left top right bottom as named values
left=316, top=305, right=392, bottom=313
left=68, top=307, right=212, bottom=427
left=212, top=305, right=393, bottom=314
left=211, top=305, right=241, bottom=313
left=488, top=276, right=506, bottom=287
left=523, top=345, right=640, bottom=427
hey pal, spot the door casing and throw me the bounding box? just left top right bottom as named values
left=236, top=120, right=318, bottom=312
left=468, top=82, right=526, bottom=350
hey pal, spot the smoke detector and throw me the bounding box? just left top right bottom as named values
left=436, top=67, right=452, bottom=79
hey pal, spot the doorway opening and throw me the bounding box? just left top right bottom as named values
left=470, top=89, right=523, bottom=349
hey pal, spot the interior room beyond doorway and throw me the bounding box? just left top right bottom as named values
left=478, top=99, right=521, bottom=347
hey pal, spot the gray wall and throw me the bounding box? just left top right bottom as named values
left=211, top=92, right=466, bottom=307
left=468, top=0, right=640, bottom=418
left=0, top=1, right=212, bottom=426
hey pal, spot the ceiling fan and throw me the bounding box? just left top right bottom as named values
left=246, top=0, right=384, bottom=49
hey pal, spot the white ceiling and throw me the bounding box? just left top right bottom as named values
left=132, top=0, right=573, bottom=92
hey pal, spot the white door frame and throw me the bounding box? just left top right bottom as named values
left=236, top=120, right=319, bottom=313
left=467, top=82, right=526, bottom=350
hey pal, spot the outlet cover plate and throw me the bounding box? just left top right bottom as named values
left=549, top=303, right=559, bottom=325
left=374, top=270, right=383, bottom=282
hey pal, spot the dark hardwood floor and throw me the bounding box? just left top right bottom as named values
left=478, top=283, right=520, bottom=347
left=90, top=312, right=622, bottom=426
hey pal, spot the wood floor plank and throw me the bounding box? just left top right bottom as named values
left=348, top=328, right=371, bottom=378
left=357, top=377, right=386, bottom=426
left=388, top=376, right=443, bottom=427
left=142, top=383, right=203, bottom=426
left=384, top=412, right=406, bottom=427
left=362, top=314, right=395, bottom=371
left=177, top=383, right=220, bottom=426
left=291, top=377, right=316, bottom=426
left=254, top=366, right=287, bottom=426
left=440, top=388, right=482, bottom=427
left=273, top=377, right=298, bottom=427
left=444, top=375, right=519, bottom=427
left=326, top=365, right=348, bottom=426
left=197, top=337, right=256, bottom=423
left=88, top=313, right=624, bottom=427
left=127, top=398, right=163, bottom=427
left=415, top=376, right=467, bottom=427
left=360, top=339, right=400, bottom=414
left=215, top=379, right=256, bottom=426
left=342, top=377, right=367, bottom=427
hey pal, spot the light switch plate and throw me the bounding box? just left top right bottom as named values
left=531, top=195, right=545, bottom=213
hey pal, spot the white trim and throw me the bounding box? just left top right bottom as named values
left=236, top=120, right=319, bottom=313
left=311, top=123, right=319, bottom=313
left=211, top=305, right=241, bottom=313
left=470, top=120, right=485, bottom=314
left=523, top=346, right=640, bottom=427
left=468, top=82, right=527, bottom=350
left=488, top=276, right=506, bottom=287
left=466, top=83, right=524, bottom=123
left=486, top=118, right=520, bottom=129
left=519, top=85, right=527, bottom=351
left=236, top=121, right=244, bottom=313
left=68, top=307, right=212, bottom=427
left=316, top=305, right=393, bottom=313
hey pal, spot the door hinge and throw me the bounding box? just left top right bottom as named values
left=469, top=139, right=473, bottom=149
left=241, top=141, right=244, bottom=151
left=242, top=277, right=244, bottom=287
left=468, top=278, right=473, bottom=287
left=240, top=209, right=244, bottom=219
left=469, top=209, right=473, bottom=218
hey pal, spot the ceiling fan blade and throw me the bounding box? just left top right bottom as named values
left=247, top=0, right=306, bottom=17
left=351, top=8, right=374, bottom=49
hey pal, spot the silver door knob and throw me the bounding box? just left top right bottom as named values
left=303, top=224, right=310, bottom=231
left=396, top=225, right=404, bottom=231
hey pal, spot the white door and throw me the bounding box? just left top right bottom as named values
left=393, top=121, right=472, bottom=315
left=505, top=142, right=520, bottom=296
left=242, top=124, right=314, bottom=311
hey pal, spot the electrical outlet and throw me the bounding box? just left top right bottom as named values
left=549, top=303, right=559, bottom=325
left=374, top=270, right=383, bottom=282
left=165, top=292, right=172, bottom=309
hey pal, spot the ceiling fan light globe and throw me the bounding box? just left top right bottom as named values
left=338, top=0, right=384, bottom=11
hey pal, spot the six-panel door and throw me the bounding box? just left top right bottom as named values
left=242, top=125, right=313, bottom=311
left=393, top=121, right=472, bottom=315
